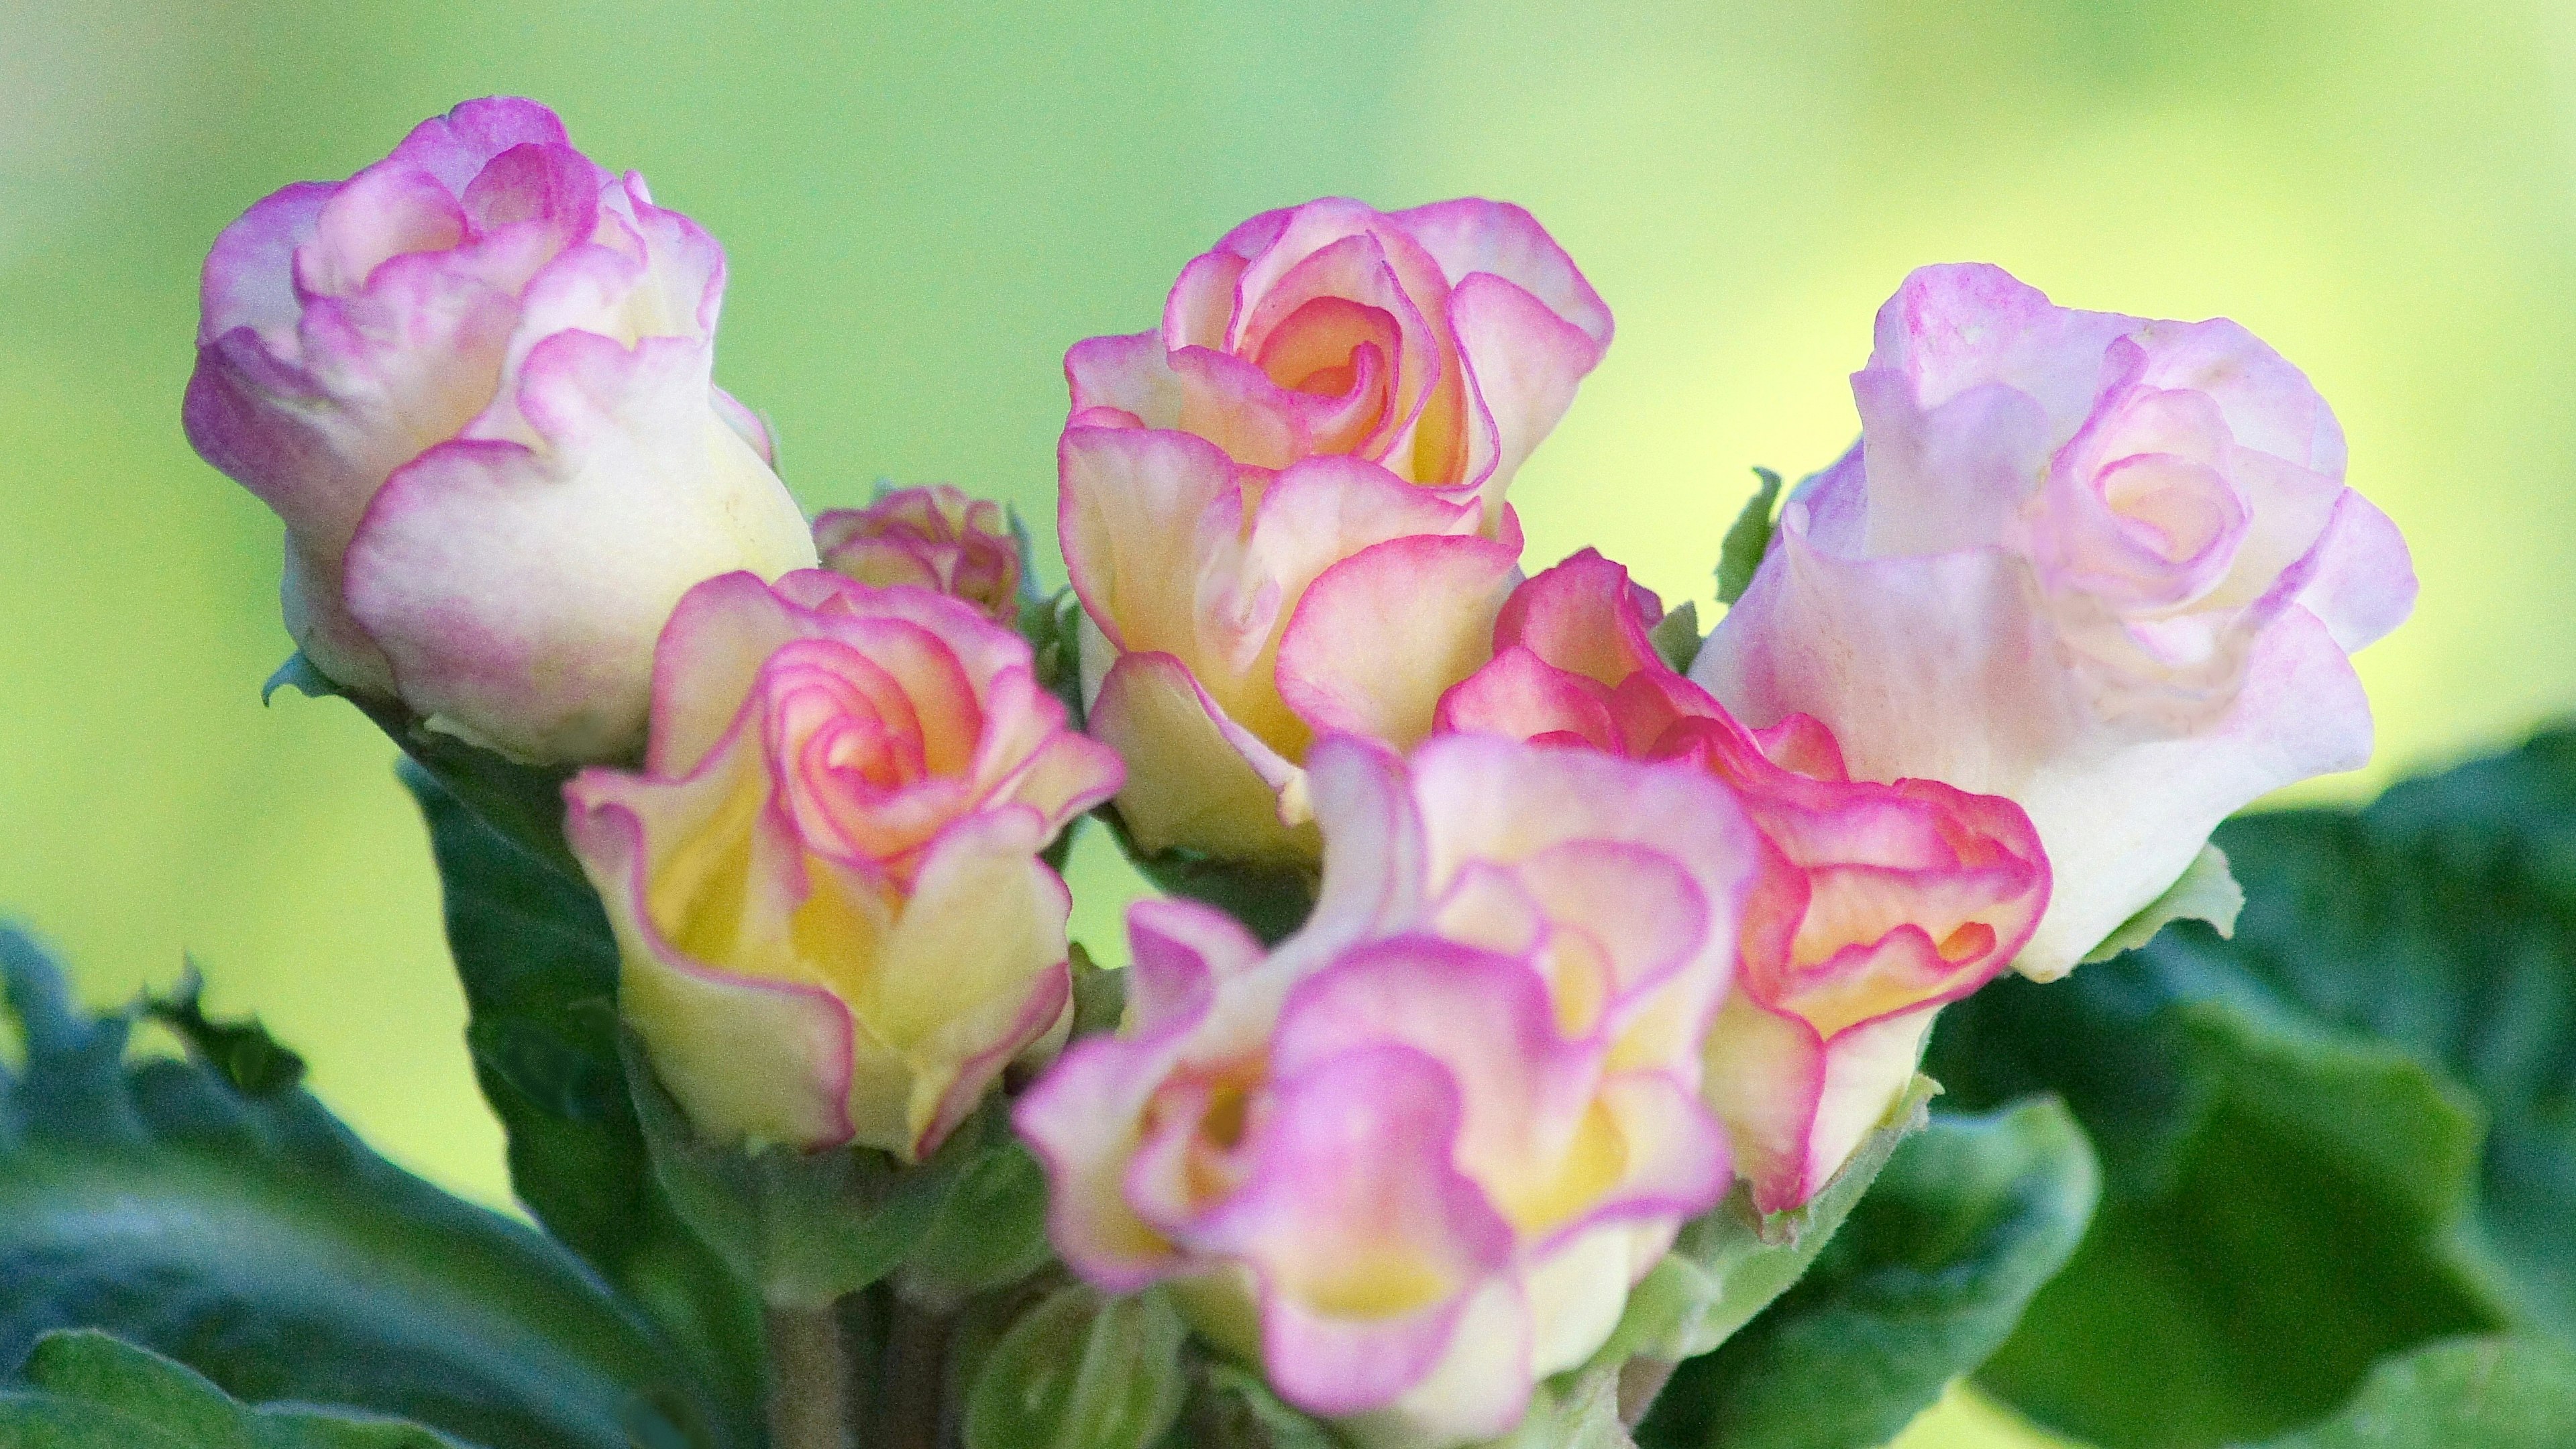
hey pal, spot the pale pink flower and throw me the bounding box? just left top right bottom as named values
left=1018, top=734, right=1758, bottom=1446
left=186, top=97, right=813, bottom=761
left=1694, top=264, right=2412, bottom=977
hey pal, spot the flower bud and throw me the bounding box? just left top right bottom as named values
left=185, top=97, right=814, bottom=761
left=566, top=572, right=1123, bottom=1158
left=815, top=484, right=1025, bottom=625
left=1441, top=551, right=2049, bottom=1211
left=1692, top=264, right=2414, bottom=978
left=1018, top=733, right=1758, bottom=1447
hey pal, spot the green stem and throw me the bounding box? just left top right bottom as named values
left=766, top=1302, right=849, bottom=1449
left=874, top=1294, right=955, bottom=1449
left=1619, top=1355, right=1680, bottom=1426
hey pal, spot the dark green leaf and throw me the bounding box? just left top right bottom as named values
left=965, top=1285, right=1189, bottom=1449
left=402, top=764, right=763, bottom=1428
left=141, top=964, right=304, bottom=1097
left=0, top=1329, right=469, bottom=1448
left=1714, top=469, right=1782, bottom=608
left=1931, top=725, right=2576, bottom=1446
left=1637, top=1097, right=2098, bottom=1449
left=0, top=928, right=735, bottom=1449
left=2242, top=1336, right=2576, bottom=1449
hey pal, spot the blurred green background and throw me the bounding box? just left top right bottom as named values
left=5, top=2, right=2571, bottom=1444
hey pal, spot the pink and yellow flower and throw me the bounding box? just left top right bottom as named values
left=1440, top=551, right=2050, bottom=1212
left=1693, top=264, right=2414, bottom=978
left=1065, top=197, right=1613, bottom=526
left=185, top=97, right=813, bottom=762
left=1018, top=733, right=1759, bottom=1447
left=566, top=571, right=1122, bottom=1159
left=1061, top=199, right=1612, bottom=865
left=815, top=484, right=1025, bottom=625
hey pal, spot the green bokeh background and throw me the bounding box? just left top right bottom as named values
left=5, top=3, right=2569, bottom=1444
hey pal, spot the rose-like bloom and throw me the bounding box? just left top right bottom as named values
left=1059, top=200, right=1611, bottom=869
left=1063, top=429, right=1521, bottom=865
left=1693, top=264, right=2414, bottom=979
left=565, top=571, right=1122, bottom=1158
left=185, top=97, right=814, bottom=761
left=1066, top=197, right=1615, bottom=529
left=814, top=484, right=1024, bottom=624
left=1018, top=733, right=1759, bottom=1447
left=1441, top=551, right=2049, bottom=1212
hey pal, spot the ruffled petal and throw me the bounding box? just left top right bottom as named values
left=343, top=324, right=816, bottom=760
left=1086, top=651, right=1318, bottom=863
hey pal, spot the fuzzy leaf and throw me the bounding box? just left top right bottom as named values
left=2243, top=1336, right=2576, bottom=1449
left=402, top=765, right=762, bottom=1427
left=1931, top=724, right=2576, bottom=1446
left=1598, top=1078, right=1937, bottom=1372
left=965, top=1285, right=1190, bottom=1449
left=0, top=928, right=734, bottom=1449
left=1635, top=1097, right=2096, bottom=1449
left=0, top=1329, right=470, bottom=1448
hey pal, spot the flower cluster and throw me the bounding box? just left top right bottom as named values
left=190, top=98, right=2417, bottom=1449
left=1021, top=735, right=1757, bottom=1444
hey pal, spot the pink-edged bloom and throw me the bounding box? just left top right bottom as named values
left=1018, top=734, right=1760, bottom=1447
left=814, top=484, right=1024, bottom=625
left=1694, top=264, right=2414, bottom=979
left=185, top=97, right=814, bottom=762
left=1060, top=200, right=1612, bottom=867
left=1062, top=427, right=1522, bottom=865
left=1440, top=551, right=2050, bottom=1212
left=1065, top=197, right=1613, bottom=530
left=565, top=571, right=1122, bottom=1159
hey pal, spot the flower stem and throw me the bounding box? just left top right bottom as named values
left=875, top=1294, right=955, bottom=1449
left=765, top=1302, right=850, bottom=1449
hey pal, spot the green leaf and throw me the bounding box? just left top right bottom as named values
left=2241, top=1336, right=2576, bottom=1449
left=1647, top=602, right=1702, bottom=677
left=1714, top=469, right=1783, bottom=608
left=0, top=1329, right=470, bottom=1448
left=898, top=1138, right=1056, bottom=1307
left=1163, top=1363, right=1346, bottom=1449
left=1598, top=1077, right=1937, bottom=1373
left=624, top=1037, right=991, bottom=1308
left=0, top=928, right=736, bottom=1449
left=1483, top=1363, right=1634, bottom=1449
left=965, top=1285, right=1191, bottom=1449
left=2080, top=844, right=2245, bottom=967
left=1095, top=804, right=1318, bottom=947
left=1931, top=725, right=2576, bottom=1446
left=1636, top=1097, right=2098, bottom=1449
left=402, top=764, right=763, bottom=1427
